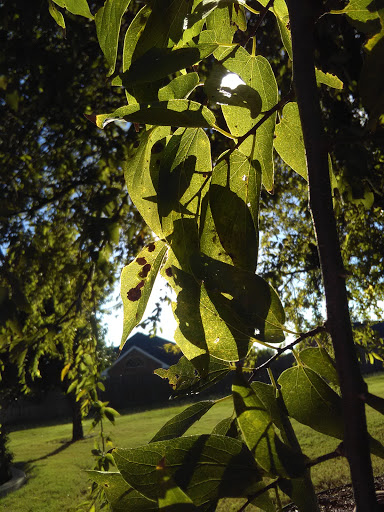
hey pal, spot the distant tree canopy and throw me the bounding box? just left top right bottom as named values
left=0, top=1, right=148, bottom=392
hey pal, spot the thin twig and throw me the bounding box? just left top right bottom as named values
left=237, top=479, right=280, bottom=512
left=246, top=0, right=275, bottom=44
left=250, top=324, right=327, bottom=375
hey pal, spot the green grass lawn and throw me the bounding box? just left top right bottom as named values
left=2, top=373, right=384, bottom=512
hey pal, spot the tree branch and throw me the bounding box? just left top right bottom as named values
left=286, top=1, right=378, bottom=509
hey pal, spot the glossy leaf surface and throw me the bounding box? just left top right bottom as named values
left=52, top=0, right=93, bottom=18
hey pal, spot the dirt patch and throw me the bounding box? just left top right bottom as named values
left=283, top=476, right=384, bottom=511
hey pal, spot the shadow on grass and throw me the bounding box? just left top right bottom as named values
left=25, top=440, right=73, bottom=464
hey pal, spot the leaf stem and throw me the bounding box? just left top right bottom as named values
left=212, top=125, right=238, bottom=140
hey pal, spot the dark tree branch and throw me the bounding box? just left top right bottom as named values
left=286, top=1, right=378, bottom=509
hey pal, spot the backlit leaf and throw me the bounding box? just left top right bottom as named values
left=331, top=0, right=381, bottom=25
left=52, top=0, right=93, bottom=18
left=124, top=126, right=170, bottom=236
left=48, top=0, right=66, bottom=29
left=150, top=401, right=215, bottom=442
left=209, top=149, right=260, bottom=272
left=220, top=47, right=278, bottom=191
left=233, top=371, right=307, bottom=477
left=113, top=434, right=262, bottom=506
left=156, top=466, right=197, bottom=511
left=88, top=471, right=158, bottom=511
left=274, top=102, right=307, bottom=180
left=120, top=241, right=167, bottom=349
left=95, top=0, right=131, bottom=76
left=94, top=100, right=216, bottom=129
left=212, top=417, right=238, bottom=438
left=278, top=366, right=344, bottom=438
left=154, top=354, right=231, bottom=395
left=315, top=69, right=344, bottom=89
left=298, top=348, right=339, bottom=386
left=158, top=73, right=200, bottom=101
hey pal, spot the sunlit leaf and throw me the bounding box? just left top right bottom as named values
left=298, top=347, right=339, bottom=386
left=278, top=366, right=344, bottom=438
left=48, top=0, right=66, bottom=29
left=158, top=73, right=200, bottom=101
left=93, top=100, right=216, bottom=129
left=212, top=417, right=238, bottom=438
left=158, top=127, right=211, bottom=270
left=156, top=464, right=197, bottom=511
left=315, top=69, right=344, bottom=89
left=150, top=401, right=215, bottom=442
left=95, top=0, right=131, bottom=76
left=124, top=126, right=170, bottom=236
left=113, top=434, right=262, bottom=506
left=220, top=47, right=278, bottom=191
left=88, top=471, right=158, bottom=511
left=273, top=102, right=307, bottom=180
left=233, top=371, right=307, bottom=477
left=208, top=149, right=260, bottom=272
left=155, top=354, right=232, bottom=395
left=52, top=0, right=93, bottom=18
left=120, top=241, right=167, bottom=349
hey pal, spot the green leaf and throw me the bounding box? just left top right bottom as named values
left=124, top=126, right=170, bottom=237
left=52, top=0, right=93, bottom=18
left=199, top=283, right=253, bottom=361
left=150, top=401, right=215, bottom=443
left=315, top=69, right=344, bottom=89
left=193, top=254, right=286, bottom=346
left=120, top=241, right=167, bottom=348
left=250, top=381, right=286, bottom=432
left=208, top=149, right=260, bottom=272
left=212, top=417, right=238, bottom=438
left=154, top=355, right=232, bottom=395
left=122, top=5, right=151, bottom=73
left=273, top=0, right=292, bottom=59
left=331, top=0, right=381, bottom=25
left=121, top=44, right=217, bottom=86
left=113, top=434, right=262, bottom=506
left=233, top=371, right=307, bottom=477
left=298, top=348, right=339, bottom=386
left=93, top=100, right=216, bottom=129
left=220, top=47, right=278, bottom=191
left=161, top=250, right=209, bottom=367
left=273, top=102, right=307, bottom=180
left=48, top=0, right=66, bottom=29
left=88, top=471, right=158, bottom=511
left=278, top=366, right=344, bottom=438
left=157, top=128, right=211, bottom=271
left=95, top=0, right=132, bottom=76
left=156, top=464, right=197, bottom=511
left=158, top=73, right=200, bottom=101
left=206, top=3, right=244, bottom=60
left=279, top=477, right=321, bottom=512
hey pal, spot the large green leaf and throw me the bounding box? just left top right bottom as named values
left=273, top=102, right=307, bottom=180
left=208, top=149, right=260, bottom=272
left=150, top=401, right=215, bottom=442
left=160, top=250, right=209, bottom=367
left=113, top=434, right=262, bottom=506
left=157, top=128, right=211, bottom=271
left=233, top=372, right=307, bottom=477
left=88, top=471, right=158, bottom=511
left=278, top=366, right=344, bottom=438
left=122, top=5, right=152, bottom=74
left=95, top=0, right=131, bottom=76
left=124, top=126, right=170, bottom=236
left=206, top=3, right=246, bottom=59
left=158, top=73, right=200, bottom=101
left=120, top=241, right=167, bottom=348
left=93, top=100, right=216, bottom=129
left=212, top=417, right=238, bottom=438
left=220, top=47, right=278, bottom=191
left=331, top=0, right=381, bottom=25
left=250, top=381, right=286, bottom=432
left=199, top=283, right=253, bottom=361
left=156, top=465, right=197, bottom=511
left=130, top=0, right=194, bottom=59
left=193, top=254, right=286, bottom=345
left=298, top=347, right=339, bottom=386
left=154, top=355, right=232, bottom=395
left=48, top=0, right=66, bottom=29
left=52, top=0, right=93, bottom=18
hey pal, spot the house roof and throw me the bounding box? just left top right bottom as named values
left=105, top=333, right=180, bottom=375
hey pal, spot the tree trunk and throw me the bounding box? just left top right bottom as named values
left=69, top=393, right=84, bottom=442
left=286, top=1, right=378, bottom=510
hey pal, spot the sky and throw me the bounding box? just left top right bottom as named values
left=103, top=274, right=177, bottom=347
